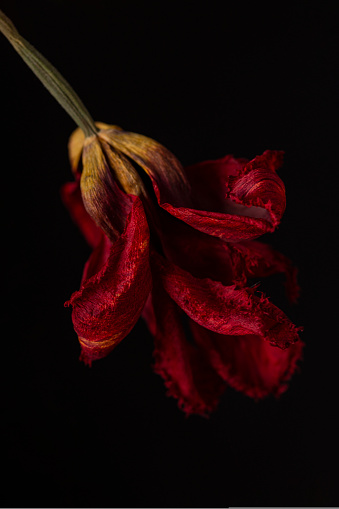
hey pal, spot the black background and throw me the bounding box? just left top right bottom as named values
left=1, top=1, right=338, bottom=507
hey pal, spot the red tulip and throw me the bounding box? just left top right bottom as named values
left=62, top=122, right=303, bottom=415
left=0, top=8, right=303, bottom=415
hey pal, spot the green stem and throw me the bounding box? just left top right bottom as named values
left=0, top=9, right=97, bottom=137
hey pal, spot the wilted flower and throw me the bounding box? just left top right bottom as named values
left=62, top=122, right=303, bottom=416
left=1, top=9, right=303, bottom=416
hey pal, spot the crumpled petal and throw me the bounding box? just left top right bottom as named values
left=61, top=181, right=103, bottom=249
left=142, top=283, right=226, bottom=416
left=149, top=150, right=285, bottom=242
left=153, top=252, right=301, bottom=349
left=66, top=196, right=152, bottom=365
left=190, top=322, right=304, bottom=399
left=226, top=150, right=286, bottom=226
left=163, top=150, right=286, bottom=241
left=229, top=240, right=300, bottom=303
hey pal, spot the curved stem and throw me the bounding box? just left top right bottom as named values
left=0, top=9, right=97, bottom=137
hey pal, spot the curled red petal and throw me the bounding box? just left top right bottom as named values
left=225, top=150, right=285, bottom=228
left=181, top=155, right=245, bottom=211
left=160, top=151, right=285, bottom=241
left=143, top=283, right=225, bottom=416
left=230, top=240, right=300, bottom=303
left=227, top=151, right=286, bottom=229
left=153, top=252, right=301, bottom=349
left=190, top=322, right=304, bottom=399
left=66, top=196, right=152, bottom=364
left=61, top=181, right=102, bottom=249
left=162, top=207, right=275, bottom=241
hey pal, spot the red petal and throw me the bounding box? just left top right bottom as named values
left=182, top=155, right=245, bottom=212
left=143, top=282, right=225, bottom=416
left=227, top=150, right=286, bottom=227
left=153, top=252, right=301, bottom=349
left=61, top=181, right=103, bottom=249
left=229, top=240, right=300, bottom=303
left=190, top=322, right=304, bottom=399
left=161, top=151, right=286, bottom=241
left=66, top=196, right=152, bottom=365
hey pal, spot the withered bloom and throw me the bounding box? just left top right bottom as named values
left=62, top=123, right=303, bottom=416
left=1, top=9, right=303, bottom=416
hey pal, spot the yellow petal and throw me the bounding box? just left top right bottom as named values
left=100, top=129, right=191, bottom=207
left=68, top=127, right=85, bottom=174
left=68, top=123, right=121, bottom=175
left=81, top=135, right=130, bottom=240
left=99, top=138, right=147, bottom=198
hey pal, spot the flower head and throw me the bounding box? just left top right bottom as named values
left=0, top=9, right=302, bottom=416
left=62, top=123, right=303, bottom=416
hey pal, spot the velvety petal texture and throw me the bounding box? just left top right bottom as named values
left=66, top=196, right=151, bottom=365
